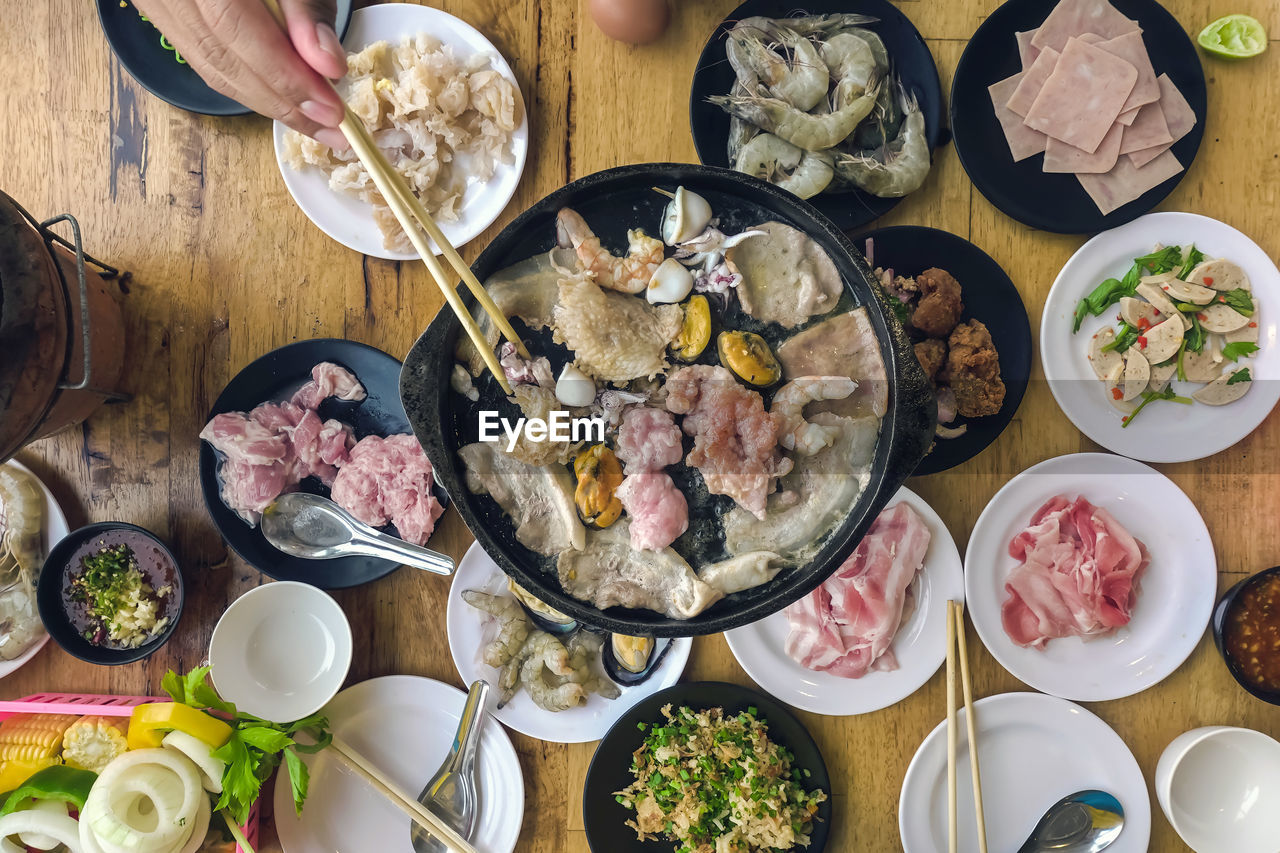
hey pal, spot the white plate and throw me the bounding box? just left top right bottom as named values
left=899, top=692, right=1150, bottom=853
left=964, top=452, right=1215, bottom=702
left=446, top=542, right=691, bottom=744
left=0, top=461, right=67, bottom=679
left=272, top=3, right=529, bottom=260
left=275, top=675, right=523, bottom=853
left=723, top=486, right=964, bottom=716
left=1042, top=211, right=1280, bottom=463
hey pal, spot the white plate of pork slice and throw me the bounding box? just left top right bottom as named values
left=723, top=486, right=963, bottom=716
left=1042, top=212, right=1280, bottom=463
left=964, top=452, right=1216, bottom=702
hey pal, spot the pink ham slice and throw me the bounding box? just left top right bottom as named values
left=1043, top=121, right=1123, bottom=174
left=1077, top=148, right=1183, bottom=215
left=1030, top=0, right=1139, bottom=52
left=1094, top=31, right=1160, bottom=113
left=783, top=502, right=932, bottom=679
left=1002, top=495, right=1149, bottom=649
left=1116, top=106, right=1140, bottom=126
left=1006, top=47, right=1060, bottom=117
left=1023, top=37, right=1138, bottom=153
left=1129, top=73, right=1196, bottom=167
left=1119, top=101, right=1172, bottom=155
left=1016, top=29, right=1041, bottom=68
left=990, top=73, right=1048, bottom=162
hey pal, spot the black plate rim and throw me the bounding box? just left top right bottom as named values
left=687, top=0, right=944, bottom=231
left=36, top=521, right=186, bottom=666
left=860, top=224, right=1033, bottom=474
left=581, top=680, right=833, bottom=853
left=948, top=0, right=1208, bottom=234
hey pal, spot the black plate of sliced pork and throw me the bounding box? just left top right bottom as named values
left=198, top=338, right=449, bottom=589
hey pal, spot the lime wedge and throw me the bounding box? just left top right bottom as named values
left=1198, top=14, right=1268, bottom=59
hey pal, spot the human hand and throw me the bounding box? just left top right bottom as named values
left=131, top=0, right=350, bottom=148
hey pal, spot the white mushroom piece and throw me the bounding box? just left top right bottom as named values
left=1119, top=349, right=1150, bottom=402
left=1119, top=296, right=1162, bottom=329
left=1186, top=259, right=1250, bottom=292
left=1136, top=282, right=1189, bottom=330
left=1192, top=368, right=1252, bottom=406
left=1087, top=327, right=1124, bottom=380
left=1137, top=315, right=1184, bottom=365
left=1196, top=304, right=1251, bottom=333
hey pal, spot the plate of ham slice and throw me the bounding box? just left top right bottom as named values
left=951, top=0, right=1206, bottom=233
left=964, top=452, right=1216, bottom=701
left=724, top=486, right=963, bottom=716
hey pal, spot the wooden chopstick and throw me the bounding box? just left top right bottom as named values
left=946, top=600, right=958, bottom=853
left=949, top=600, right=989, bottom=853
left=260, top=0, right=527, bottom=395
left=327, top=735, right=478, bottom=853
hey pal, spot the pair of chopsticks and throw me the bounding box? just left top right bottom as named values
left=327, top=735, right=478, bottom=853
left=261, top=0, right=529, bottom=395
left=946, top=600, right=988, bottom=853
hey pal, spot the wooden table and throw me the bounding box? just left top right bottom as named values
left=3, top=0, right=1278, bottom=849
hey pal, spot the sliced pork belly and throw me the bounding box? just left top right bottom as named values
left=1001, top=495, right=1149, bottom=649
left=292, top=362, right=367, bottom=409
left=784, top=502, right=932, bottom=679
left=615, top=471, right=688, bottom=551
left=331, top=434, right=444, bottom=546
left=290, top=410, right=355, bottom=486
left=200, top=413, right=289, bottom=466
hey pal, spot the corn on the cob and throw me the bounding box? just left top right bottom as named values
left=0, top=714, right=76, bottom=761
left=61, top=715, right=129, bottom=773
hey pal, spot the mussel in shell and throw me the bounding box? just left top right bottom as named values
left=672, top=295, right=711, bottom=361
left=718, top=330, right=782, bottom=386
left=508, top=579, right=578, bottom=634
left=603, top=633, right=673, bottom=685
left=573, top=445, right=624, bottom=528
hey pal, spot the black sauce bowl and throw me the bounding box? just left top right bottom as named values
left=1211, top=565, right=1280, bottom=706
left=37, top=522, right=185, bottom=666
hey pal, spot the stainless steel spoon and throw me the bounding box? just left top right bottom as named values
left=1017, top=789, right=1125, bottom=853
left=261, top=492, right=454, bottom=575
left=411, top=680, right=489, bottom=853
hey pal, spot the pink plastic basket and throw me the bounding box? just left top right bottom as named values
left=0, top=692, right=259, bottom=853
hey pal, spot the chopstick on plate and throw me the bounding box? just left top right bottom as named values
left=948, top=600, right=989, bottom=853
left=260, top=0, right=528, bottom=396
left=325, top=735, right=479, bottom=853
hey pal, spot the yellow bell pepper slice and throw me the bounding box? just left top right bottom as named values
left=0, top=757, right=60, bottom=793
left=127, top=703, right=232, bottom=751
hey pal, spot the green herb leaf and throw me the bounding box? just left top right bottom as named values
left=283, top=747, right=309, bottom=815
left=161, top=670, right=185, bottom=704
left=1227, top=368, right=1252, bottom=385
left=1121, top=386, right=1193, bottom=429
left=1222, top=288, right=1254, bottom=316
left=238, top=727, right=293, bottom=754
left=1177, top=245, right=1206, bottom=279
left=1102, top=323, right=1139, bottom=353
left=1222, top=342, right=1260, bottom=362
left=1134, top=246, right=1181, bottom=274
left=1185, top=315, right=1207, bottom=353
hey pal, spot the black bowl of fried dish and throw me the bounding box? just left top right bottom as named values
left=582, top=681, right=832, bottom=853
left=37, top=522, right=184, bottom=666
left=401, top=163, right=933, bottom=637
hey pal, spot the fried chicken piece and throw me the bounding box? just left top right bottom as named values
left=913, top=339, right=948, bottom=382
left=911, top=267, right=964, bottom=338
left=947, top=320, right=1005, bottom=418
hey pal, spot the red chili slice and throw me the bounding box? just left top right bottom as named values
left=1111, top=387, right=1124, bottom=400
left=1204, top=276, right=1215, bottom=286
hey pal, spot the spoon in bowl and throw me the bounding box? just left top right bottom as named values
left=1017, top=789, right=1124, bottom=853
left=261, top=492, right=454, bottom=575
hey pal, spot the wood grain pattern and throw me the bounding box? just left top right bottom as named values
left=2, top=1, right=1279, bottom=850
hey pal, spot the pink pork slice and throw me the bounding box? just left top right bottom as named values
left=1016, top=29, right=1041, bottom=68
left=1006, top=47, right=1060, bottom=117
left=1077, top=148, right=1183, bottom=215
left=1031, top=0, right=1140, bottom=52
left=1043, top=121, right=1124, bottom=173
left=989, top=73, right=1048, bottom=161
left=1119, top=100, right=1172, bottom=155
left=1023, top=38, right=1138, bottom=154
left=1129, top=73, right=1197, bottom=167
left=1095, top=30, right=1161, bottom=113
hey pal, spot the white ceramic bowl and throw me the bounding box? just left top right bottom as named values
left=209, top=582, right=353, bottom=722
left=1155, top=726, right=1280, bottom=853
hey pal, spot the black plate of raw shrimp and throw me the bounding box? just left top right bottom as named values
left=688, top=0, right=944, bottom=231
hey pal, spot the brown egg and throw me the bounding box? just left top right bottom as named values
left=588, top=0, right=670, bottom=45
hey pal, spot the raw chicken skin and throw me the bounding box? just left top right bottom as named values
left=615, top=472, right=688, bottom=551
left=615, top=406, right=683, bottom=473
left=330, top=434, right=444, bottom=547
left=1001, top=495, right=1149, bottom=649
left=784, top=502, right=931, bottom=678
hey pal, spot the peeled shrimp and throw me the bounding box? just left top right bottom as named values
left=518, top=632, right=585, bottom=711
left=729, top=25, right=829, bottom=112
left=555, top=208, right=663, bottom=294
left=735, top=133, right=833, bottom=199
left=557, top=631, right=621, bottom=700
left=709, top=77, right=880, bottom=151
left=462, top=590, right=532, bottom=668
left=833, top=88, right=929, bottom=198
left=771, top=376, right=858, bottom=455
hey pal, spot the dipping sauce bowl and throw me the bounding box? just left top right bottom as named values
left=1212, top=565, right=1280, bottom=704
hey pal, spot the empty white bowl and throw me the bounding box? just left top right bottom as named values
left=1155, top=726, right=1280, bottom=853
left=209, top=581, right=353, bottom=722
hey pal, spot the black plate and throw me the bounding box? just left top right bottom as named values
left=96, top=1, right=354, bottom=116
left=950, top=0, right=1207, bottom=234
left=1211, top=566, right=1280, bottom=706
left=583, top=681, right=833, bottom=853
left=199, top=338, right=446, bottom=589
left=37, top=522, right=184, bottom=666
left=401, top=162, right=933, bottom=637
left=689, top=0, right=944, bottom=231
left=859, top=226, right=1032, bottom=474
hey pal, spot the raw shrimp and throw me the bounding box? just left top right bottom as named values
left=726, top=82, right=760, bottom=166
left=735, top=133, right=833, bottom=199
left=852, top=79, right=903, bottom=150
left=555, top=208, right=664, bottom=294
left=729, top=25, right=828, bottom=112
left=767, top=14, right=878, bottom=38
left=833, top=89, right=929, bottom=197
left=462, top=589, right=531, bottom=668
left=709, top=77, right=880, bottom=151
left=771, top=376, right=859, bottom=455
left=841, top=28, right=890, bottom=74
left=558, top=632, right=621, bottom=700
left=518, top=631, right=586, bottom=711
left=820, top=33, right=877, bottom=95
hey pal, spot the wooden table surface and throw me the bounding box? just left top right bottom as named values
left=3, top=0, right=1279, bottom=850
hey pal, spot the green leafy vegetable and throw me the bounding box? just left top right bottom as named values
left=1071, top=245, right=1209, bottom=334
left=1227, top=368, right=1252, bottom=386
left=887, top=294, right=912, bottom=326
left=1101, top=323, right=1139, bottom=353
left=1177, top=245, right=1206, bottom=279
left=1222, top=288, right=1254, bottom=316
left=1175, top=340, right=1188, bottom=382
left=1122, top=386, right=1193, bottom=428
left=1185, top=314, right=1206, bottom=353
left=1222, top=342, right=1260, bottom=362
left=1134, top=246, right=1182, bottom=274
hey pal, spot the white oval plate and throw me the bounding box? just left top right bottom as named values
left=724, top=486, right=964, bottom=716
left=272, top=3, right=529, bottom=260
left=447, top=541, right=691, bottom=744
left=899, top=692, right=1150, bottom=853
left=275, top=675, right=523, bottom=853
left=1042, top=211, right=1280, bottom=463
left=0, top=460, right=67, bottom=680
left=964, top=452, right=1215, bottom=702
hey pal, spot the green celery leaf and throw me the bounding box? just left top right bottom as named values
left=1227, top=368, right=1252, bottom=385
left=1222, top=342, right=1260, bottom=362
left=284, top=748, right=310, bottom=815
left=238, top=726, right=293, bottom=754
